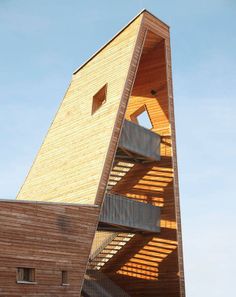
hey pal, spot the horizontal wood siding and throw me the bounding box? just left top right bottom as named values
left=11, top=10, right=185, bottom=297
left=0, top=201, right=99, bottom=296
left=105, top=12, right=185, bottom=297
left=17, top=15, right=143, bottom=205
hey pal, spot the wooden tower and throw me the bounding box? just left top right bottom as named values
left=12, top=9, right=185, bottom=297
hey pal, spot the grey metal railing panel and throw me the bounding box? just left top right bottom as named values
left=118, top=120, right=161, bottom=161
left=100, top=194, right=160, bottom=233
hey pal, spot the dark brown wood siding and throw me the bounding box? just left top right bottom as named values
left=0, top=201, right=99, bottom=296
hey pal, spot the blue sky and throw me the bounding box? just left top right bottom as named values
left=0, top=0, right=235, bottom=296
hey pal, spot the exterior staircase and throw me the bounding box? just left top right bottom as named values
left=89, top=232, right=134, bottom=271
left=82, top=120, right=162, bottom=296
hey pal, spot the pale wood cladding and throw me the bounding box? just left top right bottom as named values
left=105, top=15, right=184, bottom=297
left=17, top=15, right=143, bottom=205
left=11, top=10, right=185, bottom=297
left=0, top=200, right=99, bottom=296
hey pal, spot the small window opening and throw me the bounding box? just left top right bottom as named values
left=62, top=270, right=69, bottom=285
left=130, top=105, right=153, bottom=129
left=92, top=84, right=107, bottom=115
left=17, top=267, right=35, bottom=283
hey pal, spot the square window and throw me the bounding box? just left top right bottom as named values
left=92, top=84, right=107, bottom=115
left=62, top=270, right=69, bottom=285
left=17, top=267, right=35, bottom=283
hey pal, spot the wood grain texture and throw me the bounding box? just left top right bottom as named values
left=164, top=29, right=186, bottom=297
left=17, top=15, right=143, bottom=205
left=10, top=9, right=185, bottom=297
left=98, top=11, right=185, bottom=297
left=0, top=200, right=99, bottom=296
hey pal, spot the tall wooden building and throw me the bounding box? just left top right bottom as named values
left=0, top=10, right=185, bottom=296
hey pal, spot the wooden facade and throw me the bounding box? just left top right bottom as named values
left=0, top=200, right=98, bottom=296
left=0, top=9, right=185, bottom=296
left=106, top=21, right=184, bottom=296
left=17, top=14, right=143, bottom=206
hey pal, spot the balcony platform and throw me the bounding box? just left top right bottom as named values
left=99, top=194, right=160, bottom=233
left=118, top=120, right=161, bottom=162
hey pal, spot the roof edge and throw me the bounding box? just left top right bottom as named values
left=73, top=9, right=169, bottom=75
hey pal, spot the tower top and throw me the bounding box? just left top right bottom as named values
left=73, top=9, right=169, bottom=75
